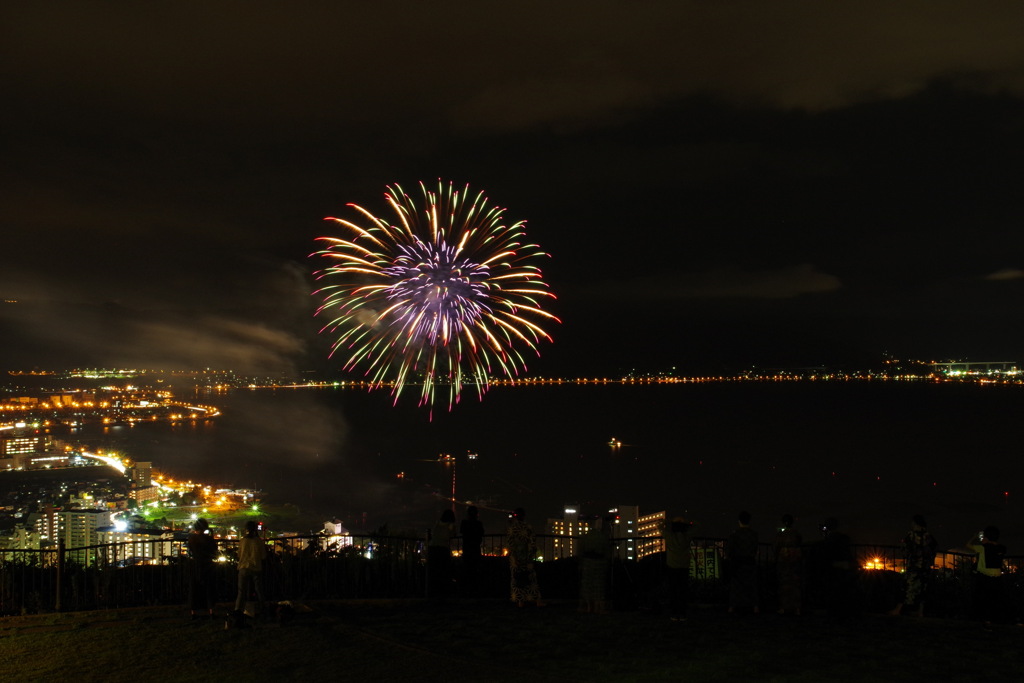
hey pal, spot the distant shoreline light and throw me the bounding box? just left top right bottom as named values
left=241, top=371, right=1023, bottom=389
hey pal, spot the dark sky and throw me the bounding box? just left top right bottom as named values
left=4, top=2, right=1024, bottom=377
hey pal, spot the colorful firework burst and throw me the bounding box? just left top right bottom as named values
left=312, top=180, right=559, bottom=410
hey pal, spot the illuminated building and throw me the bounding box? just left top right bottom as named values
left=637, top=511, right=667, bottom=559
left=546, top=505, right=666, bottom=561
left=131, top=461, right=152, bottom=487
left=321, top=519, right=353, bottom=551
left=24, top=452, right=76, bottom=469
left=609, top=505, right=638, bottom=560
left=2, top=434, right=42, bottom=457
left=608, top=506, right=667, bottom=561
left=129, top=485, right=160, bottom=505
left=96, top=527, right=173, bottom=565
left=129, top=461, right=157, bottom=504
left=0, top=430, right=51, bottom=470
left=546, top=505, right=591, bottom=560
left=59, top=509, right=111, bottom=564
left=5, top=524, right=42, bottom=551
left=32, top=505, right=60, bottom=541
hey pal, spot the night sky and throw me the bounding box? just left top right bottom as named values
left=5, top=3, right=1024, bottom=377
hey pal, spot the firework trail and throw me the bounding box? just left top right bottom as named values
left=312, top=180, right=559, bottom=411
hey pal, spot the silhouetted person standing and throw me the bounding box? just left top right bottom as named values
left=187, top=518, right=218, bottom=619
left=819, top=517, right=858, bottom=618
left=460, top=506, right=484, bottom=595
left=726, top=510, right=759, bottom=615
left=774, top=514, right=803, bottom=616
left=234, top=520, right=267, bottom=618
left=664, top=516, right=694, bottom=621
left=428, top=509, right=456, bottom=598
left=507, top=507, right=544, bottom=607
left=967, top=525, right=1006, bottom=628
left=579, top=514, right=613, bottom=614
left=889, top=514, right=937, bottom=617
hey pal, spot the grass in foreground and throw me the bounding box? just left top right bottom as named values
left=3, top=600, right=1024, bottom=682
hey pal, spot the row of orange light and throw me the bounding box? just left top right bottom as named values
left=0, top=402, right=107, bottom=410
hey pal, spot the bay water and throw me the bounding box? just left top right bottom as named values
left=77, top=380, right=1024, bottom=551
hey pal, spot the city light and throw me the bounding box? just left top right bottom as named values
left=863, top=557, right=886, bottom=570
left=79, top=450, right=127, bottom=474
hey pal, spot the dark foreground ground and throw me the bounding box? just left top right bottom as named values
left=3, top=599, right=1023, bottom=682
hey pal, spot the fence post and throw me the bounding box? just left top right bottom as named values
left=55, top=538, right=65, bottom=612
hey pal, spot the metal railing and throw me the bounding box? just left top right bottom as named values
left=1, top=534, right=1020, bottom=617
